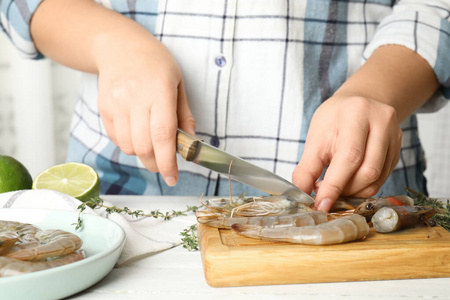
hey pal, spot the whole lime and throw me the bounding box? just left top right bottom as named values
left=0, top=155, right=33, bottom=193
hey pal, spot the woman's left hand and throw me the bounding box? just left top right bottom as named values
left=292, top=95, right=402, bottom=212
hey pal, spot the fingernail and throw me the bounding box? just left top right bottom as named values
left=316, top=198, right=333, bottom=212
left=164, top=176, right=177, bottom=186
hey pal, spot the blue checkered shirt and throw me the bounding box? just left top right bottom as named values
left=2, top=0, right=450, bottom=197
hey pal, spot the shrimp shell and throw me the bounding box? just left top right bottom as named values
left=230, top=196, right=308, bottom=217
left=372, top=205, right=437, bottom=233
left=197, top=195, right=313, bottom=227
left=231, top=214, right=369, bottom=245
left=0, top=220, right=41, bottom=243
left=0, top=250, right=85, bottom=277
left=5, top=229, right=82, bottom=261
left=0, top=232, right=20, bottom=255
left=198, top=211, right=328, bottom=229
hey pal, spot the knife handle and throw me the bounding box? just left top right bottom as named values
left=176, top=129, right=199, bottom=161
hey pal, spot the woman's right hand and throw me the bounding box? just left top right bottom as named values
left=95, top=32, right=196, bottom=186
left=31, top=0, right=195, bottom=186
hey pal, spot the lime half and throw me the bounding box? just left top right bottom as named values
left=32, top=162, right=101, bottom=202
left=0, top=155, right=33, bottom=193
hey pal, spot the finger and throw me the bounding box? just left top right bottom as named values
left=177, top=79, right=196, bottom=135
left=351, top=129, right=402, bottom=198
left=293, top=115, right=333, bottom=195
left=389, top=128, right=403, bottom=174
left=130, top=107, right=158, bottom=173
left=341, top=126, right=389, bottom=195
left=313, top=180, right=323, bottom=195
left=98, top=99, right=118, bottom=146
left=315, top=119, right=369, bottom=211
left=293, top=140, right=328, bottom=195
left=388, top=133, right=402, bottom=176
left=350, top=156, right=390, bottom=198
left=113, top=112, right=134, bottom=155
left=150, top=87, right=179, bottom=186
left=101, top=117, right=118, bottom=146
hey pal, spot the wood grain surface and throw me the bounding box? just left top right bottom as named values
left=198, top=223, right=450, bottom=287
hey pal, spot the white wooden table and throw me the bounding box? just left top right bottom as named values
left=69, top=196, right=450, bottom=300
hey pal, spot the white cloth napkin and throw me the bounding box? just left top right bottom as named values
left=0, top=189, right=196, bottom=266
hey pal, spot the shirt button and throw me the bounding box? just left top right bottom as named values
left=215, top=55, right=226, bottom=67
left=210, top=136, right=220, bottom=147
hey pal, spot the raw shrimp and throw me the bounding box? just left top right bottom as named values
left=5, top=229, right=82, bottom=261
left=354, top=196, right=414, bottom=218
left=0, top=250, right=85, bottom=277
left=371, top=206, right=437, bottom=233
left=0, top=220, right=41, bottom=243
left=198, top=211, right=328, bottom=229
left=196, top=195, right=314, bottom=229
left=0, top=221, right=42, bottom=256
left=202, top=195, right=311, bottom=217
left=231, top=214, right=369, bottom=245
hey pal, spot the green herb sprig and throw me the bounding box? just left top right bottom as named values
left=73, top=197, right=202, bottom=250
left=180, top=224, right=199, bottom=251
left=407, top=188, right=450, bottom=231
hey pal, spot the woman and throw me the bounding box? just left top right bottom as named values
left=2, top=0, right=449, bottom=211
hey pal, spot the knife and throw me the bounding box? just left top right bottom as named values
left=176, top=129, right=315, bottom=204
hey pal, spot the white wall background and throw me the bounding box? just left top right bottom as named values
left=416, top=106, right=450, bottom=198
left=0, top=34, right=78, bottom=177
left=0, top=34, right=449, bottom=197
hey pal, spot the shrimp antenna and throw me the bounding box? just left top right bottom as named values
left=199, top=193, right=207, bottom=207
left=228, top=160, right=233, bottom=205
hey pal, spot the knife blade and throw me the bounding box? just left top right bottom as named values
left=176, top=129, right=315, bottom=204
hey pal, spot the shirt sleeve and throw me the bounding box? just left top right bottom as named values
left=0, top=0, right=45, bottom=59
left=363, top=0, right=450, bottom=112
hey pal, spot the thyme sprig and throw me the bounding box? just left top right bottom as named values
left=407, top=188, right=450, bottom=231
left=73, top=197, right=203, bottom=247
left=180, top=224, right=199, bottom=251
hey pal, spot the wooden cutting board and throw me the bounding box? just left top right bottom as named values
left=197, top=222, right=450, bottom=287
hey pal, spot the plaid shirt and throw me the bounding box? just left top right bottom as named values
left=2, top=0, right=450, bottom=197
